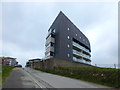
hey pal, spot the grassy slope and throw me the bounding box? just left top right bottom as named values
left=35, top=66, right=120, bottom=88
left=0, top=65, right=1, bottom=87
left=2, top=65, right=14, bottom=83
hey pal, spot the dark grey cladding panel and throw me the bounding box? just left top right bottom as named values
left=57, top=11, right=91, bottom=52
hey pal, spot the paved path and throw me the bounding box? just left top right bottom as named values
left=2, top=68, right=40, bottom=88
left=24, top=67, right=111, bottom=88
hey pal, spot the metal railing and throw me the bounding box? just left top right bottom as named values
left=73, top=57, right=91, bottom=65
left=73, top=41, right=90, bottom=54
left=73, top=49, right=82, bottom=57
left=73, top=49, right=90, bottom=60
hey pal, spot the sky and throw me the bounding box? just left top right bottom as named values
left=1, top=2, right=118, bottom=67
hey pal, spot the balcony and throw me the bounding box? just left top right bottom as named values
left=45, top=46, right=54, bottom=54
left=73, top=49, right=82, bottom=57
left=73, top=41, right=90, bottom=54
left=46, top=56, right=53, bottom=59
left=82, top=54, right=90, bottom=60
left=73, top=57, right=91, bottom=65
left=73, top=49, right=90, bottom=60
left=47, top=29, right=55, bottom=39
left=45, top=37, right=55, bottom=46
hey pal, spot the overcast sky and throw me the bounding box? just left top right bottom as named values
left=1, top=2, right=118, bottom=67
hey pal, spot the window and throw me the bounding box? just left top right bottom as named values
left=68, top=44, right=70, bottom=48
left=68, top=53, right=70, bottom=57
left=76, top=34, right=77, bottom=36
left=52, top=29, right=55, bottom=33
left=80, top=37, right=81, bottom=39
left=51, top=42, right=54, bottom=47
left=86, top=41, right=87, bottom=43
left=67, top=36, right=70, bottom=39
left=68, top=28, right=70, bottom=31
left=50, top=52, right=54, bottom=56
left=83, top=39, right=85, bottom=41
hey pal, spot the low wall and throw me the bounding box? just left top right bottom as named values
left=32, top=58, right=92, bottom=69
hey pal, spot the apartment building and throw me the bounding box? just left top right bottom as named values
left=45, top=11, right=91, bottom=65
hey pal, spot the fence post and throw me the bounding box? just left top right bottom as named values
left=95, top=64, right=97, bottom=67
left=114, top=64, right=116, bottom=68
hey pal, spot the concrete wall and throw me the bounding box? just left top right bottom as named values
left=31, top=58, right=92, bottom=70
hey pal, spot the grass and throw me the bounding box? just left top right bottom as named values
left=34, top=66, right=120, bottom=88
left=2, top=65, right=14, bottom=83
left=0, top=65, right=1, bottom=87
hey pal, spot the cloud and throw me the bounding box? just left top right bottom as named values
left=2, top=2, right=118, bottom=67
left=85, top=8, right=118, bottom=66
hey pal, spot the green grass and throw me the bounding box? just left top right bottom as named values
left=34, top=66, right=120, bottom=88
left=0, top=65, right=2, bottom=87
left=2, top=65, right=14, bottom=83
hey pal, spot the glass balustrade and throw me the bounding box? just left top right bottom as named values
left=73, top=49, right=82, bottom=57
left=82, top=54, right=90, bottom=60
left=73, top=49, right=90, bottom=60
left=83, top=59, right=91, bottom=64
left=73, top=41, right=90, bottom=53
left=73, top=56, right=90, bottom=65
left=46, top=37, right=55, bottom=45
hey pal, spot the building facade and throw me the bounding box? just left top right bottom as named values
left=27, top=58, right=41, bottom=68
left=45, top=11, right=91, bottom=65
left=1, top=57, right=17, bottom=66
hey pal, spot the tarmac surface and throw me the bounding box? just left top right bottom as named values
left=25, top=68, right=111, bottom=88
left=2, top=67, right=40, bottom=88
left=2, top=67, right=112, bottom=89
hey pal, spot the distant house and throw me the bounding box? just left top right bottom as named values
left=26, top=62, right=30, bottom=67
left=27, top=58, right=41, bottom=68
left=1, top=57, right=17, bottom=66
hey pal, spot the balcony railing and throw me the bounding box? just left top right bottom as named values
left=46, top=37, right=55, bottom=46
left=45, top=46, right=54, bottom=53
left=47, top=29, right=55, bottom=37
left=73, top=49, right=82, bottom=57
left=82, top=54, right=90, bottom=60
left=73, top=49, right=90, bottom=60
left=73, top=41, right=90, bottom=54
left=73, top=57, right=91, bottom=65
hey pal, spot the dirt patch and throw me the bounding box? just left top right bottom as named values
left=13, top=67, right=22, bottom=70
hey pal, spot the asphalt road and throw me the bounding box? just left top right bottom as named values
left=2, top=67, right=112, bottom=88
left=24, top=67, right=111, bottom=88
left=2, top=67, right=40, bottom=88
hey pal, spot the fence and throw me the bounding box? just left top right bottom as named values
left=93, top=64, right=120, bottom=69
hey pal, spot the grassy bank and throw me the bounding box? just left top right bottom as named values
left=2, top=65, right=14, bottom=83
left=0, top=65, right=2, bottom=87
left=35, top=66, right=120, bottom=88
